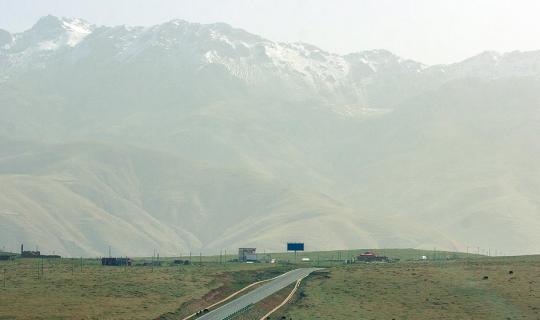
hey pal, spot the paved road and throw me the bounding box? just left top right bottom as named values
left=197, top=267, right=321, bottom=320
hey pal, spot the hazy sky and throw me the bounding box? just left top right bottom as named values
left=1, top=0, right=539, bottom=65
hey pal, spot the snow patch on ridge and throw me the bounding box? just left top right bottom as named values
left=32, top=17, right=93, bottom=51
left=264, top=42, right=349, bottom=85
left=62, top=18, right=92, bottom=47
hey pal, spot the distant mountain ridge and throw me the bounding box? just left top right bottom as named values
left=1, top=16, right=539, bottom=256
left=2, top=16, right=539, bottom=105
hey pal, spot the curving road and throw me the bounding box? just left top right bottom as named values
left=197, top=267, right=321, bottom=320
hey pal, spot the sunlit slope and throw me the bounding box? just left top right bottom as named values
left=2, top=16, right=540, bottom=255
left=333, top=78, right=540, bottom=253
left=2, top=78, right=540, bottom=255
left=0, top=139, right=369, bottom=256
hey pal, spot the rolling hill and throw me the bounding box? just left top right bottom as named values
left=1, top=16, right=539, bottom=256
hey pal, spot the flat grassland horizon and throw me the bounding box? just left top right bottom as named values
left=1, top=248, right=539, bottom=319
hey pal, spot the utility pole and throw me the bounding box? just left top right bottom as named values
left=152, top=249, right=155, bottom=272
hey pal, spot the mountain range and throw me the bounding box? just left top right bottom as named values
left=1, top=16, right=539, bottom=256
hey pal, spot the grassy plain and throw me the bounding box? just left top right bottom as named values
left=1, top=250, right=538, bottom=320
left=0, top=257, right=275, bottom=320
left=274, top=255, right=540, bottom=319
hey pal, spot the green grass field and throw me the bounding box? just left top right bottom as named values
left=273, top=255, right=540, bottom=319
left=1, top=250, right=538, bottom=320
left=0, top=257, right=277, bottom=319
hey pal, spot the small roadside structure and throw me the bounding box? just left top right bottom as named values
left=101, top=257, right=132, bottom=266
left=0, top=253, right=16, bottom=261
left=238, top=248, right=257, bottom=262
left=19, top=244, right=60, bottom=259
left=356, top=251, right=390, bottom=262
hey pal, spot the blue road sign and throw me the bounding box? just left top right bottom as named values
left=287, top=243, right=304, bottom=251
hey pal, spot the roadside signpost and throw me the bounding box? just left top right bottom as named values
left=287, top=242, right=305, bottom=261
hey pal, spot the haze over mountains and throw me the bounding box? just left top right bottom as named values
left=1, top=16, right=539, bottom=256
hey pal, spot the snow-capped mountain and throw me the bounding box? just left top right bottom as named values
left=3, top=16, right=540, bottom=108
left=0, top=16, right=428, bottom=107
left=2, top=16, right=540, bottom=257
left=1, top=15, right=92, bottom=52
left=0, top=16, right=93, bottom=74
left=429, top=50, right=540, bottom=80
